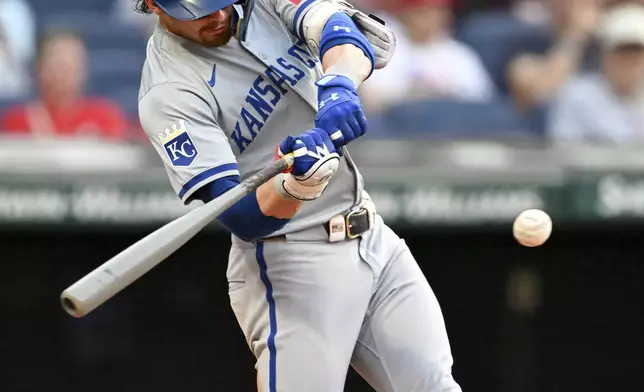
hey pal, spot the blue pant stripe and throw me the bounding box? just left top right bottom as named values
left=256, top=242, right=277, bottom=392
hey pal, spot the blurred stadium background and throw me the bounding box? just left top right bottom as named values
left=1, top=0, right=644, bottom=391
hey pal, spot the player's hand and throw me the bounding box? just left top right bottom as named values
left=275, top=128, right=340, bottom=201
left=314, top=74, right=368, bottom=150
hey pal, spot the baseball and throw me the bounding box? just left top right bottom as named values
left=513, top=209, right=552, bottom=247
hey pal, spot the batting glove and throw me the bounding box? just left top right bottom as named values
left=275, top=128, right=340, bottom=201
left=314, top=74, right=368, bottom=150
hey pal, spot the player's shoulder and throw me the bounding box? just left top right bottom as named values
left=138, top=81, right=210, bottom=123
left=139, top=26, right=207, bottom=99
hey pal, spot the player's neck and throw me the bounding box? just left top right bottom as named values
left=157, top=20, right=184, bottom=40
left=156, top=20, right=179, bottom=40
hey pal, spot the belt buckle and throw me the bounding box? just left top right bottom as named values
left=345, top=207, right=368, bottom=239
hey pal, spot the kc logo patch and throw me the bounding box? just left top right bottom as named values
left=158, top=119, right=199, bottom=167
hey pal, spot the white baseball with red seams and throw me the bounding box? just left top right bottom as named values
left=513, top=209, right=552, bottom=247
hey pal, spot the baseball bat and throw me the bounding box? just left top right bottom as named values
left=60, top=153, right=295, bottom=318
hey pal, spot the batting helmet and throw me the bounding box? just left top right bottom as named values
left=154, top=0, right=238, bottom=20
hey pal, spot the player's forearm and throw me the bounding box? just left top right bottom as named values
left=318, top=12, right=374, bottom=88
left=321, top=44, right=371, bottom=88
left=194, top=177, right=296, bottom=241
left=256, top=180, right=302, bottom=219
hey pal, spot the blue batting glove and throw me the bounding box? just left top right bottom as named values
left=314, top=74, right=368, bottom=150
left=277, top=128, right=338, bottom=177
left=276, top=128, right=340, bottom=201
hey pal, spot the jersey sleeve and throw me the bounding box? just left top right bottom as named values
left=138, top=82, right=239, bottom=204
left=263, top=0, right=340, bottom=43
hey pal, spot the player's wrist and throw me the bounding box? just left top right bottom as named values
left=320, top=45, right=370, bottom=89
left=316, top=73, right=358, bottom=93
left=276, top=173, right=331, bottom=201
left=273, top=174, right=298, bottom=201
left=322, top=65, right=363, bottom=90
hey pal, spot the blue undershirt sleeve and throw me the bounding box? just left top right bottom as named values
left=192, top=175, right=291, bottom=242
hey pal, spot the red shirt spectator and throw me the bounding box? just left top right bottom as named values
left=1, top=98, right=127, bottom=139
left=0, top=29, right=128, bottom=139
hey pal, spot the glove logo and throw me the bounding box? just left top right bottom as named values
left=158, top=119, right=199, bottom=167
left=332, top=26, right=351, bottom=33
left=314, top=144, right=331, bottom=157
left=319, top=93, right=340, bottom=109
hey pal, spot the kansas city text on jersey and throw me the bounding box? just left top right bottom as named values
left=231, top=42, right=318, bottom=153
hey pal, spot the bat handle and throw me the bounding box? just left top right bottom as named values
left=278, top=152, right=295, bottom=172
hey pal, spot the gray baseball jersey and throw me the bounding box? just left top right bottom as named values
left=138, top=1, right=461, bottom=391
left=138, top=1, right=359, bottom=237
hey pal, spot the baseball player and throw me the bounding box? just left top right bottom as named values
left=135, top=0, right=462, bottom=390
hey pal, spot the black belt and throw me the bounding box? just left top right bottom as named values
left=323, top=206, right=372, bottom=240
left=263, top=206, right=373, bottom=243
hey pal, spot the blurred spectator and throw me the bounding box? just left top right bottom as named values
left=548, top=3, right=644, bottom=145
left=111, top=0, right=157, bottom=38
left=506, top=0, right=603, bottom=112
left=0, top=0, right=36, bottom=98
left=458, top=0, right=513, bottom=13
left=510, top=0, right=642, bottom=27
left=0, top=30, right=128, bottom=139
left=359, top=0, right=495, bottom=113
left=511, top=0, right=552, bottom=26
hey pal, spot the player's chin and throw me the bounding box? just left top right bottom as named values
left=199, top=28, right=233, bottom=47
